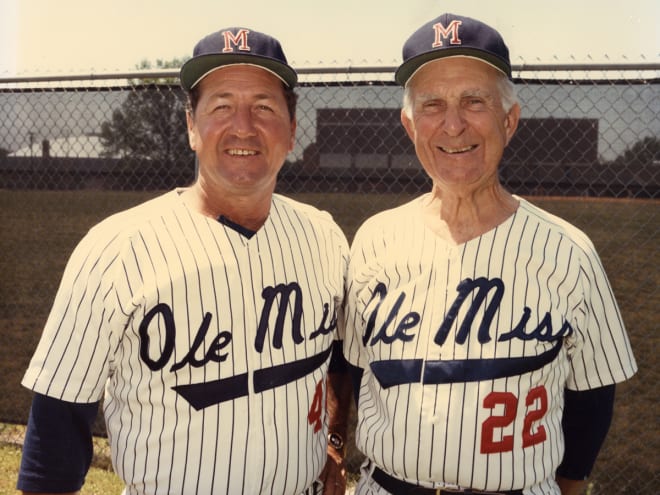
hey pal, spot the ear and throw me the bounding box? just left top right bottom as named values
left=400, top=109, right=415, bottom=142
left=186, top=110, right=197, bottom=151
left=503, top=103, right=521, bottom=146
left=288, top=119, right=297, bottom=153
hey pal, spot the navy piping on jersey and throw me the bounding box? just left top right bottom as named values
left=218, top=215, right=256, bottom=238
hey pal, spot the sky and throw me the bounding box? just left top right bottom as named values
left=1, top=0, right=658, bottom=77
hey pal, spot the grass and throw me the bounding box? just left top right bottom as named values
left=1, top=190, right=658, bottom=494
left=0, top=445, right=123, bottom=495
left=0, top=424, right=123, bottom=495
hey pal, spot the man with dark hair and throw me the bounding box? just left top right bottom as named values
left=18, top=27, right=351, bottom=495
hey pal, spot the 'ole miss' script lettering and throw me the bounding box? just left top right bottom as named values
left=363, top=277, right=572, bottom=388
left=137, top=282, right=337, bottom=410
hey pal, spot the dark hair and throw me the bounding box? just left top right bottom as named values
left=186, top=82, right=298, bottom=122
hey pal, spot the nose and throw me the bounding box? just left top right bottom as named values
left=231, top=106, right=257, bottom=137
left=442, top=104, right=466, bottom=136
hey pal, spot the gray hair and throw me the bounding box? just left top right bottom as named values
left=402, top=71, right=518, bottom=118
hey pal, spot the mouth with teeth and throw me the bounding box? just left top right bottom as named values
left=227, top=149, right=258, bottom=156
left=439, top=144, right=477, bottom=154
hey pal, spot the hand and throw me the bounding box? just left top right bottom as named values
left=556, top=475, right=588, bottom=495
left=319, top=446, right=347, bottom=495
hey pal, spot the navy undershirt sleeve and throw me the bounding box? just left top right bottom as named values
left=328, top=340, right=348, bottom=374
left=557, top=384, right=616, bottom=480
left=17, top=393, right=100, bottom=492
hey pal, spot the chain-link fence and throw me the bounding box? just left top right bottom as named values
left=1, top=62, right=658, bottom=494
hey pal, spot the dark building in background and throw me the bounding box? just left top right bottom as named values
left=500, top=117, right=599, bottom=194
left=306, top=108, right=598, bottom=168
left=304, top=108, right=415, bottom=170
left=504, top=118, right=598, bottom=164
left=301, top=108, right=608, bottom=195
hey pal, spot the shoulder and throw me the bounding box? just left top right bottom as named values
left=272, top=194, right=336, bottom=223
left=90, top=190, right=181, bottom=233
left=272, top=194, right=348, bottom=243
left=352, top=195, right=424, bottom=245
left=75, top=190, right=184, bottom=258
left=516, top=197, right=598, bottom=255
left=94, top=190, right=181, bottom=230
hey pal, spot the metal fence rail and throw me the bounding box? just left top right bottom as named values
left=1, top=62, right=658, bottom=494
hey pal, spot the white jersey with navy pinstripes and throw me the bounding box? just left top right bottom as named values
left=343, top=194, right=636, bottom=494
left=22, top=188, right=348, bottom=495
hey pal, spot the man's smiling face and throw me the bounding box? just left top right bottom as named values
left=401, top=56, right=519, bottom=194
left=186, top=64, right=296, bottom=196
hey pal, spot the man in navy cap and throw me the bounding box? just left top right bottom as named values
left=18, top=27, right=351, bottom=495
left=342, top=13, right=637, bottom=495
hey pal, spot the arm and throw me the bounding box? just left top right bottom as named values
left=555, top=476, right=587, bottom=495
left=319, top=341, right=353, bottom=495
left=556, top=385, right=616, bottom=495
left=17, top=393, right=99, bottom=495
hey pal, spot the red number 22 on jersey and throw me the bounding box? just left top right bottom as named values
left=481, top=385, right=548, bottom=454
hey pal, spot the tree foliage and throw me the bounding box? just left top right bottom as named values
left=100, top=58, right=193, bottom=177
left=612, top=136, right=660, bottom=166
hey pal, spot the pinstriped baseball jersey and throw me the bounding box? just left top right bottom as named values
left=343, top=194, right=637, bottom=494
left=22, top=189, right=348, bottom=495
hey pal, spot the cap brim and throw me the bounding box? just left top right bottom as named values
left=395, top=48, right=511, bottom=86
left=181, top=53, right=297, bottom=90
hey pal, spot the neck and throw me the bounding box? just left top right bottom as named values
left=182, top=182, right=273, bottom=231
left=423, top=183, right=518, bottom=244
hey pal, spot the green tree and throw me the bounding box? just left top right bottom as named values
left=612, top=136, right=660, bottom=166
left=100, top=58, right=194, bottom=183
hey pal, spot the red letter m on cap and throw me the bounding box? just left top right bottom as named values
left=222, top=29, right=251, bottom=52
left=432, top=20, right=462, bottom=47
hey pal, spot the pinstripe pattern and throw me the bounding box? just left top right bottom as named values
left=343, top=194, right=636, bottom=494
left=23, top=189, right=348, bottom=495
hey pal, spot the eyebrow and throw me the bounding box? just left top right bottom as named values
left=461, top=88, right=494, bottom=99
left=208, top=91, right=279, bottom=101
left=416, top=87, right=494, bottom=100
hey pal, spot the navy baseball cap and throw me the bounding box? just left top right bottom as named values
left=180, top=27, right=297, bottom=90
left=395, top=13, right=511, bottom=86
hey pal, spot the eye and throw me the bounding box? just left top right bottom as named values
left=211, top=103, right=230, bottom=113
left=421, top=99, right=444, bottom=112
left=255, top=103, right=275, bottom=113
left=464, top=96, right=487, bottom=109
